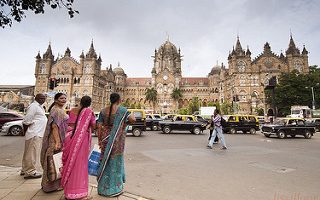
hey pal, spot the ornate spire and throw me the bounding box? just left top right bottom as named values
left=43, top=43, right=54, bottom=59
left=98, top=54, right=102, bottom=62
left=36, top=51, right=41, bottom=59
left=80, top=50, right=84, bottom=59
left=86, top=40, right=97, bottom=58
left=246, top=45, right=251, bottom=56
left=279, top=50, right=285, bottom=60
left=64, top=47, right=71, bottom=57
left=235, top=35, right=243, bottom=52
left=286, top=34, right=300, bottom=55
left=302, top=45, right=308, bottom=55
left=263, top=42, right=272, bottom=54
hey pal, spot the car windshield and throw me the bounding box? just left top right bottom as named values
left=292, top=110, right=300, bottom=114
left=154, top=115, right=161, bottom=119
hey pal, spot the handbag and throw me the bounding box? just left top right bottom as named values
left=52, top=151, right=63, bottom=179
left=88, top=144, right=101, bottom=176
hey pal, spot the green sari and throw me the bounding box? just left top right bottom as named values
left=97, top=106, right=130, bottom=197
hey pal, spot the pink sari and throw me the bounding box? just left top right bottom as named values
left=61, top=108, right=96, bottom=199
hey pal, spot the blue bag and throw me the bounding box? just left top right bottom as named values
left=88, top=144, right=101, bottom=176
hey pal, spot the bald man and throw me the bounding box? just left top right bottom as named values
left=21, top=93, right=48, bottom=179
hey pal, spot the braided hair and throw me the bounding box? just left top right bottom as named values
left=107, top=93, right=120, bottom=126
left=48, top=93, right=65, bottom=112
left=71, top=96, right=92, bottom=138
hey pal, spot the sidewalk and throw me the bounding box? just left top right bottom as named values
left=0, top=165, right=150, bottom=200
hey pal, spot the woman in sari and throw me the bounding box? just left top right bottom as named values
left=41, top=93, right=68, bottom=192
left=61, top=96, right=96, bottom=200
left=97, top=93, right=135, bottom=197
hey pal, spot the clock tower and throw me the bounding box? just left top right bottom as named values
left=151, top=39, right=182, bottom=113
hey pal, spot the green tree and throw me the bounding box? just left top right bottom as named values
left=0, top=0, right=78, bottom=28
left=255, top=107, right=264, bottom=116
left=178, top=107, right=189, bottom=115
left=121, top=99, right=130, bottom=108
left=171, top=88, right=183, bottom=109
left=265, top=66, right=320, bottom=117
left=188, top=97, right=200, bottom=114
left=145, top=87, right=157, bottom=111
left=220, top=101, right=233, bottom=115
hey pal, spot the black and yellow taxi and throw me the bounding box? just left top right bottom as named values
left=223, top=115, right=260, bottom=134
left=146, top=114, right=163, bottom=131
left=126, top=109, right=146, bottom=137
left=158, top=114, right=207, bottom=135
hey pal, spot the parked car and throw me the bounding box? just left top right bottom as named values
left=126, top=109, right=146, bottom=137
left=308, top=118, right=320, bottom=132
left=0, top=112, right=24, bottom=130
left=261, top=118, right=316, bottom=139
left=1, top=120, right=24, bottom=136
left=223, top=115, right=260, bottom=134
left=146, top=114, right=163, bottom=131
left=159, top=114, right=207, bottom=135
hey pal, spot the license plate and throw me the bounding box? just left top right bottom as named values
left=128, top=126, right=132, bottom=131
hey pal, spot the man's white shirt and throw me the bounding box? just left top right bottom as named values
left=23, top=101, right=48, bottom=140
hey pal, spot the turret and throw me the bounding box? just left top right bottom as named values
left=64, top=47, right=71, bottom=57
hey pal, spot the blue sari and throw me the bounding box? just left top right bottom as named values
left=97, top=106, right=130, bottom=197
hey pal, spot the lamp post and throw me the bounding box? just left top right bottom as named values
left=306, top=83, right=319, bottom=110
left=311, top=87, right=315, bottom=110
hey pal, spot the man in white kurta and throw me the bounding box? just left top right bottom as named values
left=21, top=94, right=47, bottom=179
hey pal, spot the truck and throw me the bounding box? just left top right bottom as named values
left=290, top=106, right=311, bottom=118
left=199, top=106, right=216, bottom=119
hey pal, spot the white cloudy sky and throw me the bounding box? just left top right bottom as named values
left=1, top=0, right=320, bottom=85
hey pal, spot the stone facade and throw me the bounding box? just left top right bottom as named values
left=34, top=36, right=309, bottom=113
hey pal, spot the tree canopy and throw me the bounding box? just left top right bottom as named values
left=0, top=0, right=78, bottom=28
left=265, top=66, right=320, bottom=116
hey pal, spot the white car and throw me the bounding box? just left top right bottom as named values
left=0, top=120, right=24, bottom=136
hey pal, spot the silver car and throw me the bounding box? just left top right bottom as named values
left=0, top=120, right=24, bottom=136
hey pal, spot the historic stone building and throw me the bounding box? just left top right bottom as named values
left=34, top=36, right=309, bottom=114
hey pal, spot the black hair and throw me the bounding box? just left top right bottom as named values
left=107, top=93, right=120, bottom=126
left=215, top=109, right=220, bottom=114
left=48, top=93, right=65, bottom=112
left=71, top=96, right=92, bottom=138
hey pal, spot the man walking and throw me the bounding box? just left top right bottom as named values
left=21, top=93, right=48, bottom=179
left=207, top=109, right=227, bottom=150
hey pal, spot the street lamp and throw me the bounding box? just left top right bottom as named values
left=306, top=83, right=319, bottom=110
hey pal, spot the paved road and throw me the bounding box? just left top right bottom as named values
left=1, top=130, right=320, bottom=200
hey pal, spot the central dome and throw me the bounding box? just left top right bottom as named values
left=158, top=40, right=178, bottom=54
left=114, top=67, right=124, bottom=75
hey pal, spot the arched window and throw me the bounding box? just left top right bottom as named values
left=40, top=64, right=46, bottom=74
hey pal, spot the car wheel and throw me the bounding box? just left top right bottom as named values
left=304, top=131, right=312, bottom=139
left=152, top=125, right=158, bottom=131
left=230, top=128, right=236, bottom=134
left=163, top=126, right=171, bottom=134
left=193, top=127, right=201, bottom=135
left=9, top=125, right=23, bottom=136
left=277, top=131, right=286, bottom=139
left=264, top=133, right=271, bottom=138
left=249, top=128, right=256, bottom=134
left=132, top=128, right=142, bottom=137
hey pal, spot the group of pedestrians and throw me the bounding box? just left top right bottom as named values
left=21, top=92, right=135, bottom=199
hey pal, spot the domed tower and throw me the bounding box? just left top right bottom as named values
left=151, top=39, right=183, bottom=113
left=208, top=63, right=222, bottom=103
left=113, top=62, right=127, bottom=97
